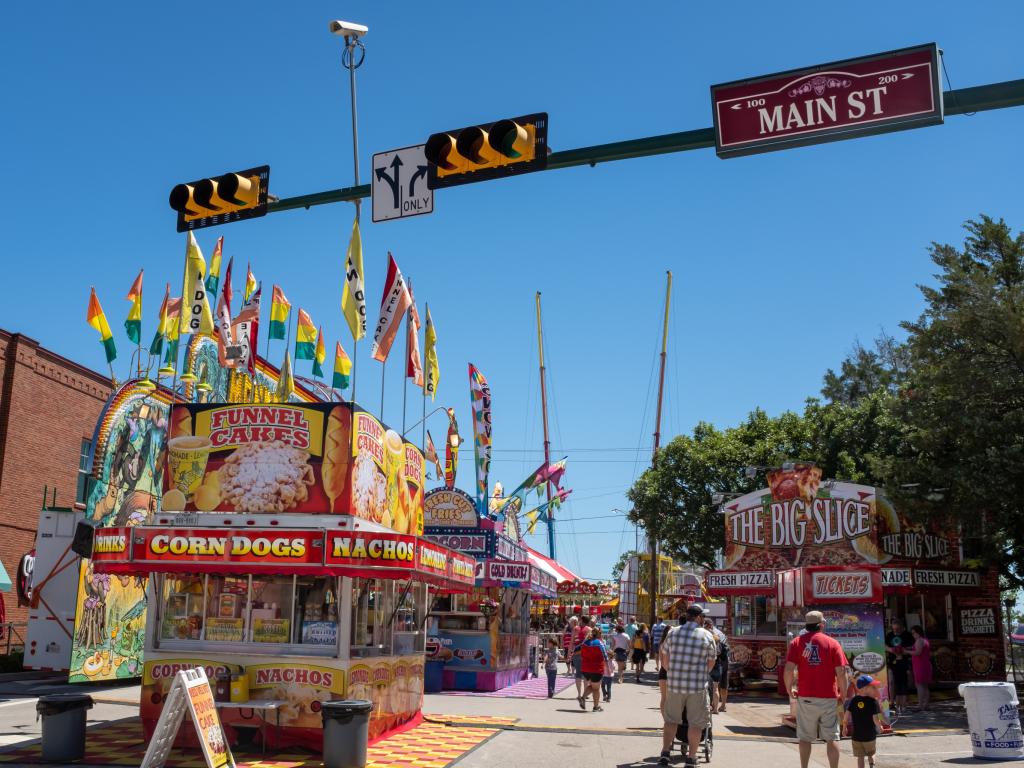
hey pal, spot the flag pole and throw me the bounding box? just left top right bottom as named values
left=421, top=301, right=428, bottom=454
left=402, top=302, right=410, bottom=435
left=379, top=351, right=386, bottom=422
left=137, top=282, right=143, bottom=380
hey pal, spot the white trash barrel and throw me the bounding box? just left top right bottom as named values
left=959, top=682, right=1024, bottom=760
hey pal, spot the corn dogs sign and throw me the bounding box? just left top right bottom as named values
left=131, top=529, right=324, bottom=569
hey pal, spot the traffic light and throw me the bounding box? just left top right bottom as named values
left=424, top=113, right=548, bottom=189
left=168, top=165, right=270, bottom=232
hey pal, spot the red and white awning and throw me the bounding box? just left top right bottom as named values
left=527, top=546, right=579, bottom=583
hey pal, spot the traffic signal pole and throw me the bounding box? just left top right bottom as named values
left=267, top=78, right=1024, bottom=215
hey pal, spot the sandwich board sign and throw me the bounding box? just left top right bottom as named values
left=140, top=667, right=234, bottom=768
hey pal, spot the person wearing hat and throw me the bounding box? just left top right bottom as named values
left=783, top=610, right=849, bottom=768
left=844, top=675, right=886, bottom=768
left=657, top=603, right=717, bottom=767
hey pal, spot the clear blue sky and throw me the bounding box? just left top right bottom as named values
left=2, top=3, right=1022, bottom=579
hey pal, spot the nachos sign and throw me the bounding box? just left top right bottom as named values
left=711, top=43, right=943, bottom=158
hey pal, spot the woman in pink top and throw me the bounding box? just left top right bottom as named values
left=909, top=624, right=932, bottom=710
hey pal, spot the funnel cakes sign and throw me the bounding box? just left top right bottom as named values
left=721, top=470, right=957, bottom=571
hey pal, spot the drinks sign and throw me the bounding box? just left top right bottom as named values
left=712, top=43, right=943, bottom=158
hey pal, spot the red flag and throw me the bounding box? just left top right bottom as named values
left=370, top=252, right=412, bottom=362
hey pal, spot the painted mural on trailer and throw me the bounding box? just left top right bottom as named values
left=70, top=383, right=171, bottom=682
left=71, top=336, right=307, bottom=682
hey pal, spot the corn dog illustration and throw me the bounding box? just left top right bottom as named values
left=322, top=405, right=352, bottom=512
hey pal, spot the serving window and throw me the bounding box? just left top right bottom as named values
left=351, top=578, right=395, bottom=658
left=732, top=596, right=784, bottom=637
left=155, top=574, right=341, bottom=655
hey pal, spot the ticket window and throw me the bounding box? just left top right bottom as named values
left=351, top=578, right=395, bottom=658
left=733, top=596, right=783, bottom=637
left=393, top=581, right=427, bottom=655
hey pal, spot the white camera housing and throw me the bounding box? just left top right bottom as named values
left=329, top=20, right=368, bottom=38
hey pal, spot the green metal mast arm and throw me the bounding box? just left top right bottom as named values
left=267, top=78, right=1024, bottom=214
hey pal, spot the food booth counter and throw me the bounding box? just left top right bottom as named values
left=423, top=488, right=557, bottom=691
left=704, top=472, right=1006, bottom=690
left=90, top=513, right=475, bottom=749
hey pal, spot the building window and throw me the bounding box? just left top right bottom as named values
left=76, top=438, right=93, bottom=505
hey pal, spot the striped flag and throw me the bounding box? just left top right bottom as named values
left=333, top=342, right=352, bottom=390
left=312, top=326, right=326, bottom=378
left=124, top=270, right=143, bottom=344
left=214, top=257, right=235, bottom=367
left=149, top=282, right=170, bottom=355
left=163, top=296, right=182, bottom=366
left=205, top=236, right=224, bottom=295
left=87, top=288, right=117, bottom=363
left=244, top=263, right=257, bottom=302
left=295, top=309, right=317, bottom=360
left=269, top=285, right=290, bottom=340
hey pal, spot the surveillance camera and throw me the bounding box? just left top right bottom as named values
left=329, top=20, right=368, bottom=38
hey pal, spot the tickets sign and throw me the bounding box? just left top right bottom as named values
left=130, top=529, right=325, bottom=570
left=712, top=43, right=943, bottom=157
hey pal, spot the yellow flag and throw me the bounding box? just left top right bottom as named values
left=178, top=231, right=215, bottom=336
left=341, top=218, right=366, bottom=341
left=424, top=306, right=439, bottom=400
left=275, top=351, right=295, bottom=403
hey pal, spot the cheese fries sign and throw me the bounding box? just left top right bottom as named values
left=720, top=473, right=958, bottom=571
left=165, top=403, right=424, bottom=535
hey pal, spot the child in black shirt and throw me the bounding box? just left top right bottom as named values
left=845, top=675, right=886, bottom=768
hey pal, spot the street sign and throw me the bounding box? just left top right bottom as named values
left=372, top=144, right=434, bottom=223
left=711, top=43, right=943, bottom=158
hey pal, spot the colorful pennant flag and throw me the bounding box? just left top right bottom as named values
left=541, top=459, right=568, bottom=490
left=87, top=288, right=117, bottom=363
left=444, top=407, right=460, bottom=490
left=295, top=309, right=317, bottom=360
left=332, top=342, right=352, bottom=390
left=526, top=508, right=541, bottom=535
left=205, top=236, right=224, bottom=295
left=163, top=296, right=182, bottom=366
left=341, top=218, right=366, bottom=341
left=313, top=326, right=326, bottom=378
left=468, top=364, right=491, bottom=509
left=150, top=282, right=171, bottom=355
left=424, top=307, right=439, bottom=401
left=370, top=252, right=412, bottom=362
left=425, top=430, right=442, bottom=480
left=275, top=351, right=294, bottom=403
left=124, top=270, right=143, bottom=344
left=244, top=263, right=257, bottom=302
left=269, top=285, right=290, bottom=340
left=214, top=257, right=235, bottom=367
left=178, top=232, right=215, bottom=336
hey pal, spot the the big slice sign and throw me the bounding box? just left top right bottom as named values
left=712, top=43, right=942, bottom=158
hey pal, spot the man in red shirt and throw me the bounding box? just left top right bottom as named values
left=783, top=610, right=849, bottom=768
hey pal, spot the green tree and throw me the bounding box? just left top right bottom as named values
left=881, top=216, right=1024, bottom=583
left=611, top=549, right=640, bottom=581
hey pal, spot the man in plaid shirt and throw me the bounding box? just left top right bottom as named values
left=658, top=605, right=716, bottom=767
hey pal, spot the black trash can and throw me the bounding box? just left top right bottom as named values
left=37, top=693, right=94, bottom=762
left=321, top=699, right=372, bottom=768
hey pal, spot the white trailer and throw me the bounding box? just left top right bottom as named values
left=24, top=507, right=84, bottom=672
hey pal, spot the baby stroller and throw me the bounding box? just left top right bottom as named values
left=675, top=687, right=713, bottom=763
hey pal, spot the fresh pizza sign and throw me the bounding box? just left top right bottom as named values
left=712, top=43, right=943, bottom=158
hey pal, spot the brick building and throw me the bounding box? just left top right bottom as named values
left=0, top=330, right=111, bottom=629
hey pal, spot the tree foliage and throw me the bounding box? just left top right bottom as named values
left=627, top=215, right=1024, bottom=582
left=611, top=549, right=640, bottom=581
left=880, top=216, right=1024, bottom=583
